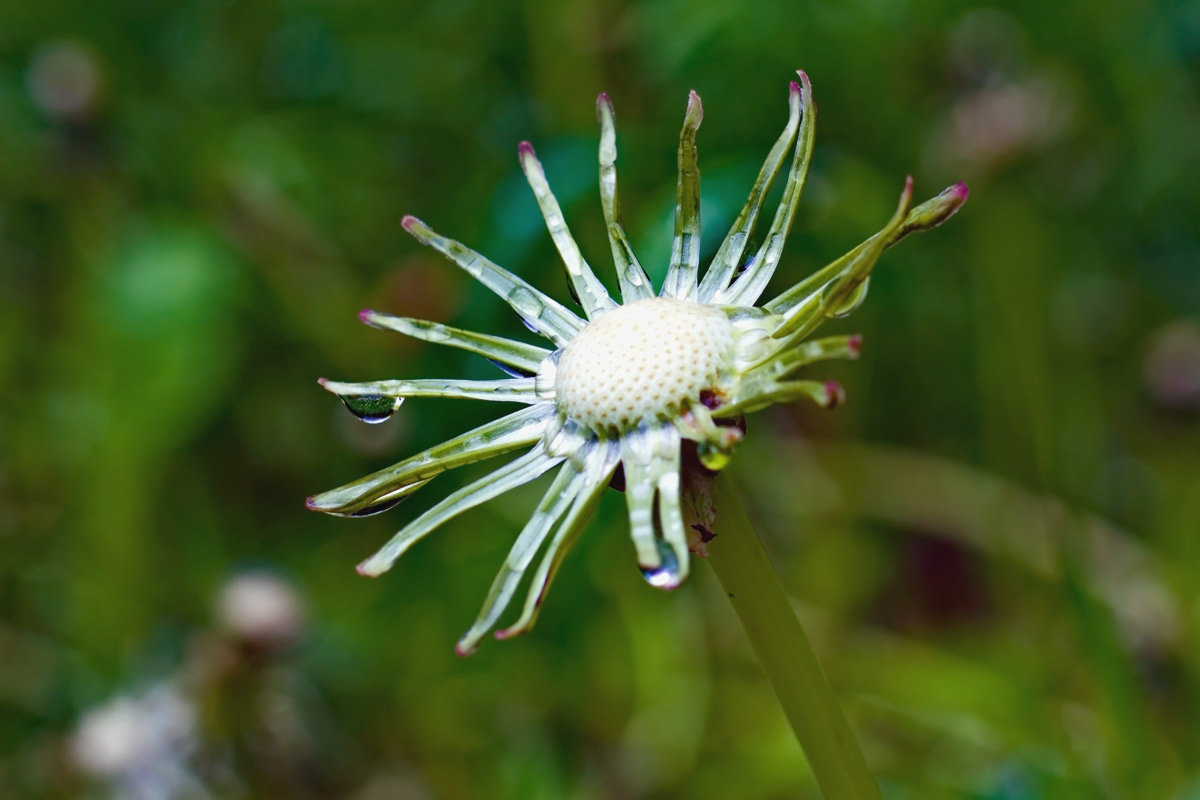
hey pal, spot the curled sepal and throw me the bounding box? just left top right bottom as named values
left=455, top=450, right=592, bottom=655
left=597, top=93, right=655, bottom=302
left=765, top=178, right=966, bottom=321
left=891, top=182, right=969, bottom=245
left=493, top=441, right=619, bottom=642
left=401, top=215, right=584, bottom=346
left=517, top=141, right=617, bottom=319
left=356, top=446, right=562, bottom=577
left=820, top=176, right=912, bottom=318
left=306, top=404, right=553, bottom=515
left=715, top=378, right=846, bottom=418
left=699, top=79, right=803, bottom=301
left=317, top=479, right=433, bottom=519
left=619, top=424, right=689, bottom=589
left=750, top=333, right=862, bottom=382
left=768, top=176, right=914, bottom=341
left=662, top=90, right=704, bottom=302
left=359, top=309, right=550, bottom=375
left=714, top=70, right=817, bottom=307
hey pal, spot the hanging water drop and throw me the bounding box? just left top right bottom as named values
left=697, top=442, right=732, bottom=472
left=340, top=394, right=402, bottom=424
left=346, top=495, right=405, bottom=517
left=829, top=277, right=870, bottom=319
left=640, top=540, right=682, bottom=589
left=733, top=237, right=759, bottom=280
left=334, top=479, right=431, bottom=517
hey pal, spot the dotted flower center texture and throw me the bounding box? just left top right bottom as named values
left=553, top=298, right=733, bottom=433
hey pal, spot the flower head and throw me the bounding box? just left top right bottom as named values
left=308, top=71, right=967, bottom=654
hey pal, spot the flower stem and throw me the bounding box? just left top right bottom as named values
left=686, top=471, right=882, bottom=799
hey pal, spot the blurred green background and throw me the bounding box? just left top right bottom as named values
left=3, top=0, right=1200, bottom=797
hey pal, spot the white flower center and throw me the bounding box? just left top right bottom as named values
left=553, top=297, right=733, bottom=433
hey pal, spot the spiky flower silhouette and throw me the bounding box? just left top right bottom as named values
left=308, top=71, right=967, bottom=654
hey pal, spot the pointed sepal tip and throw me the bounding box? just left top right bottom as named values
left=354, top=560, right=383, bottom=578
left=823, top=380, right=846, bottom=409
left=847, top=333, right=864, bottom=357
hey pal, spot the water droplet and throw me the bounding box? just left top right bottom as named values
left=732, top=235, right=759, bottom=279
left=735, top=252, right=756, bottom=280
left=346, top=495, right=405, bottom=517
left=487, top=359, right=535, bottom=378
left=641, top=541, right=682, bottom=589
left=698, top=442, right=732, bottom=472
left=829, top=277, right=870, bottom=319
left=340, top=394, right=402, bottom=424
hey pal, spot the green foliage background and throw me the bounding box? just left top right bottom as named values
left=2, top=0, right=1199, bottom=797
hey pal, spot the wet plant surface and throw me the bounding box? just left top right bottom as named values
left=3, top=1, right=1200, bottom=797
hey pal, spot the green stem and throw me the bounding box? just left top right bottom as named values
left=687, top=471, right=882, bottom=799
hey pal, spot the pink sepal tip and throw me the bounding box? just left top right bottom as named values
left=824, top=380, right=847, bottom=409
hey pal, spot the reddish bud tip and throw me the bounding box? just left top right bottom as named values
left=354, top=562, right=379, bottom=577
left=788, top=80, right=801, bottom=96
left=316, top=377, right=329, bottom=387
left=358, top=308, right=375, bottom=324
left=950, top=181, right=970, bottom=201
left=401, top=214, right=419, bottom=231
left=824, top=380, right=846, bottom=409
left=796, top=70, right=812, bottom=92
left=684, top=90, right=704, bottom=125
left=517, top=140, right=535, bottom=157
left=596, top=93, right=614, bottom=121
left=304, top=496, right=318, bottom=510
left=454, top=643, right=474, bottom=658
left=896, top=175, right=915, bottom=209
left=847, top=333, right=864, bottom=356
